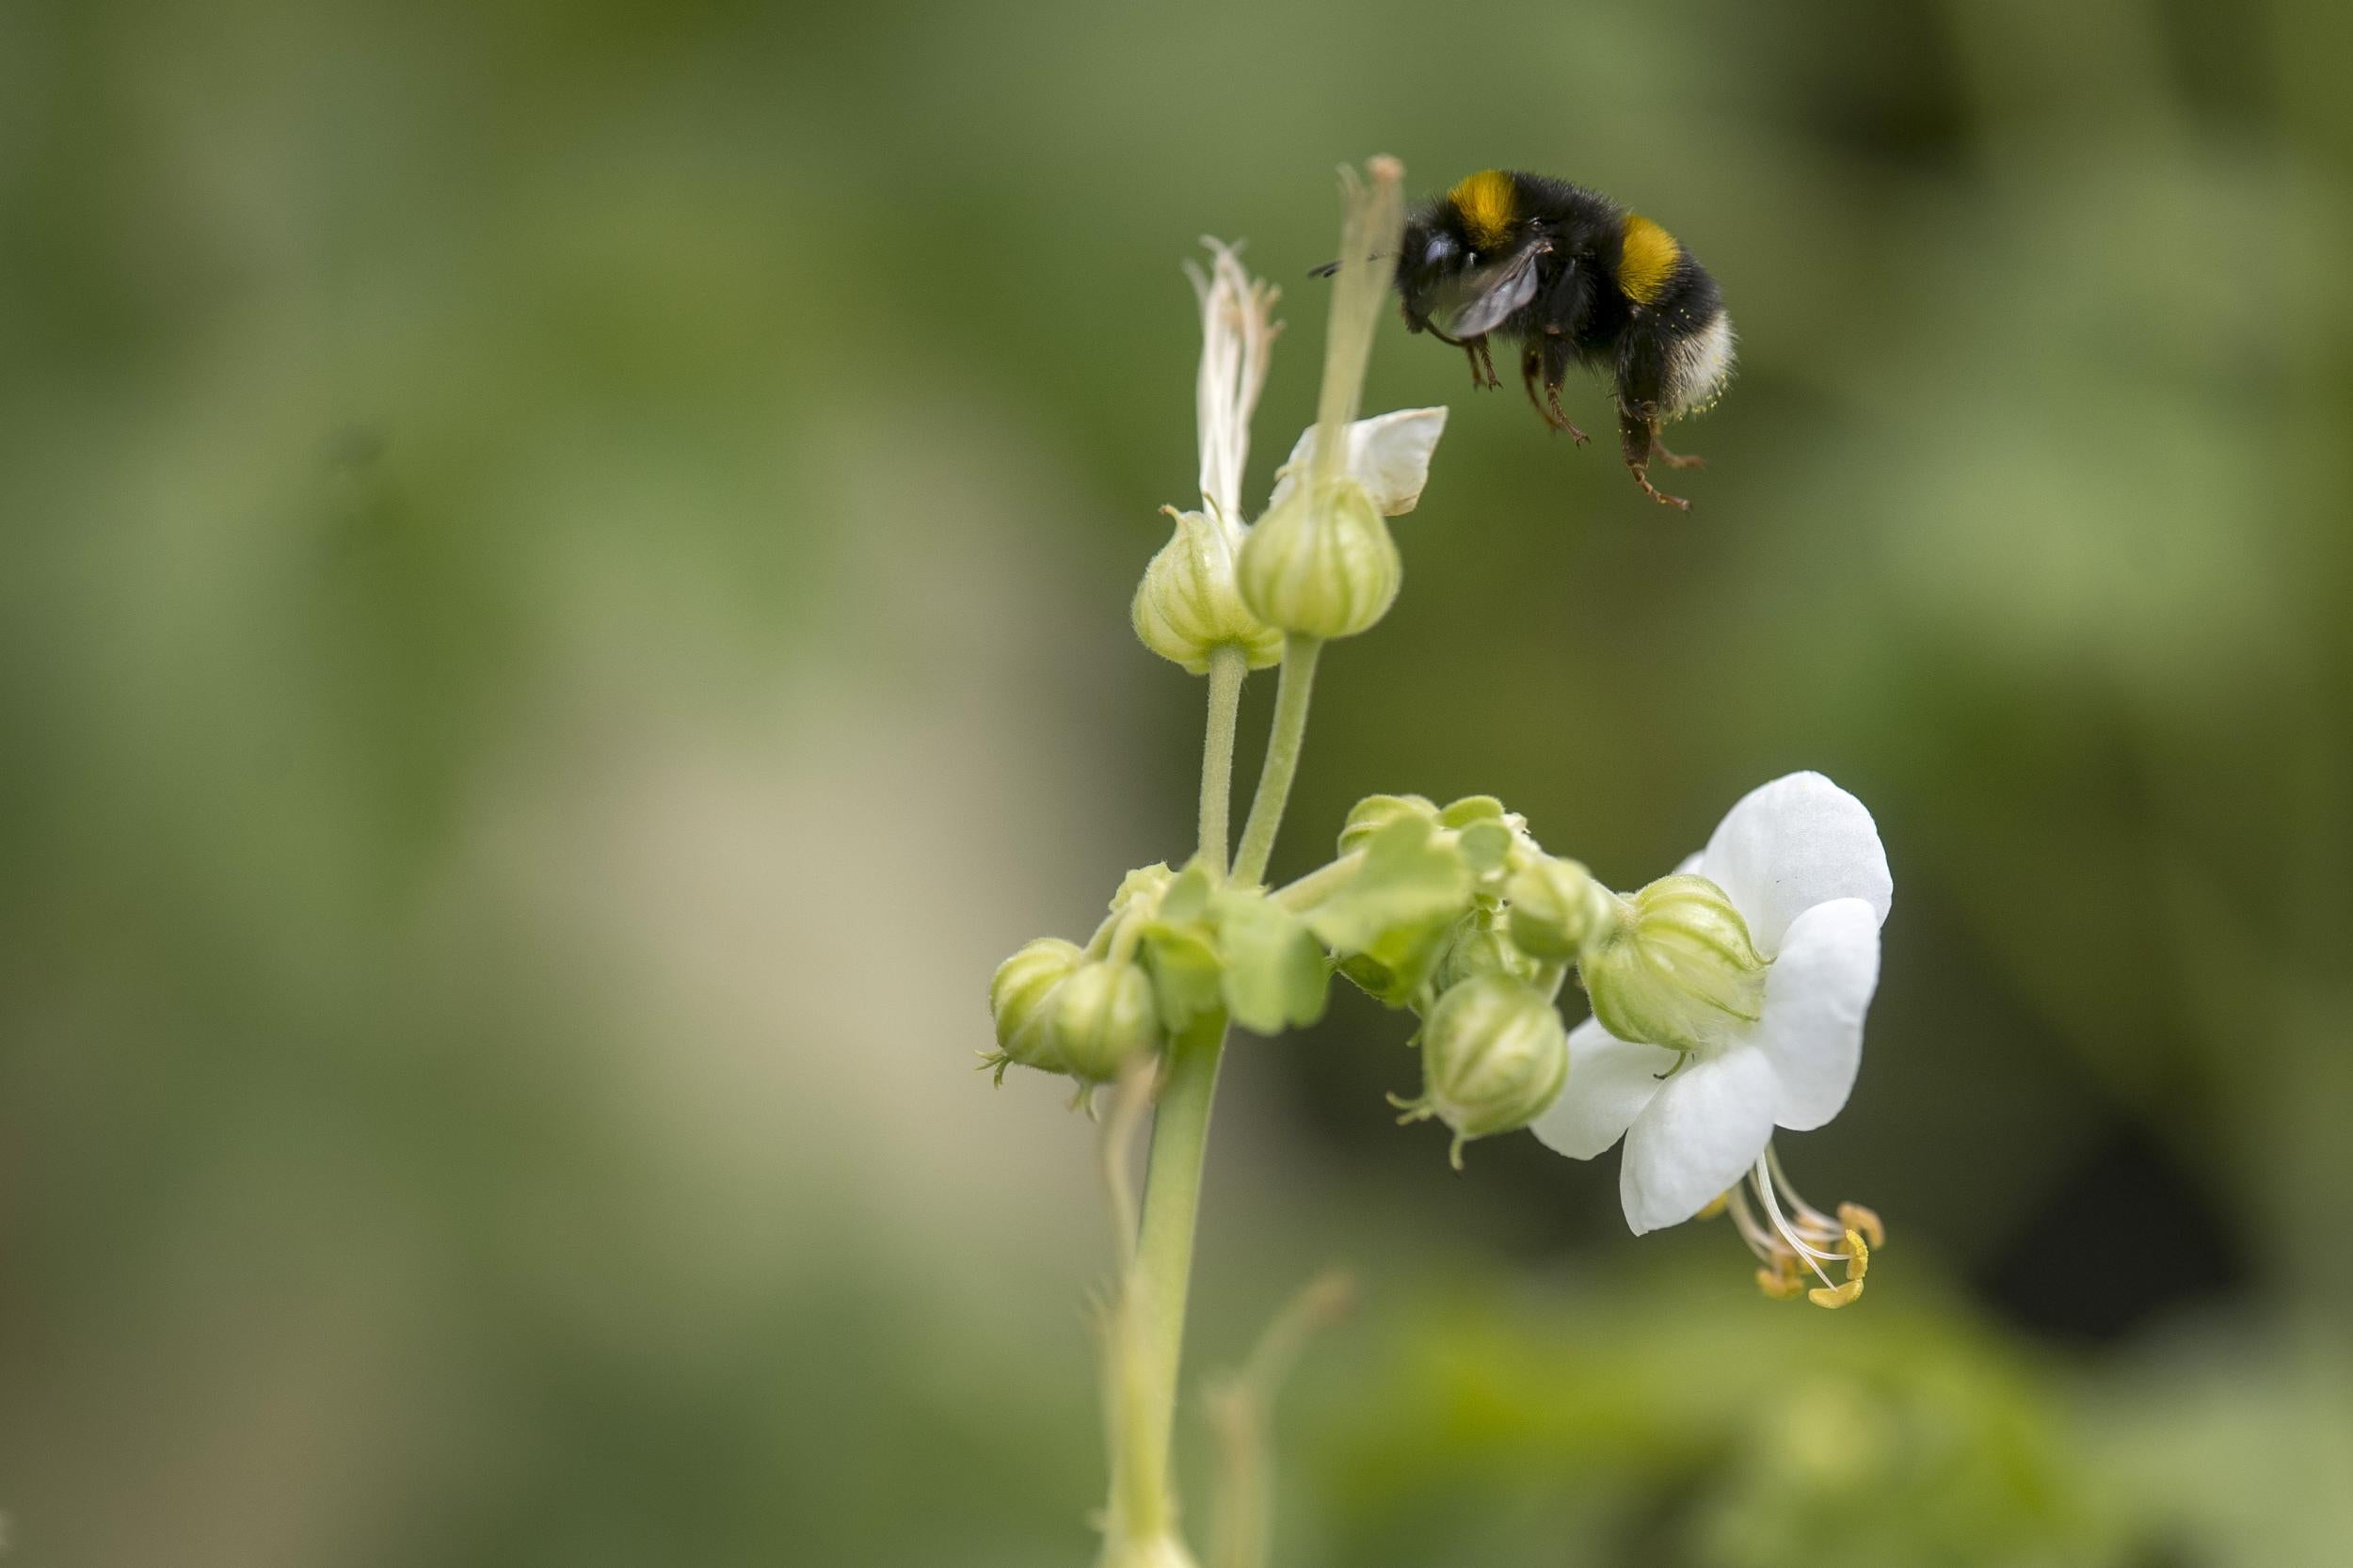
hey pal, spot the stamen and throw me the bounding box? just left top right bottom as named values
left=1838, top=1201, right=1887, bottom=1251
left=1723, top=1148, right=1886, bottom=1306
left=1751, top=1157, right=1844, bottom=1281
left=1841, top=1226, right=1869, bottom=1283
left=1765, top=1144, right=1849, bottom=1244
left=1726, top=1185, right=1789, bottom=1265
left=1807, top=1279, right=1865, bottom=1309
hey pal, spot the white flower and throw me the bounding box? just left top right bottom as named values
left=1135, top=240, right=1286, bottom=673
left=1531, top=772, right=1893, bottom=1304
left=1265, top=408, right=1449, bottom=518
left=1187, top=238, right=1280, bottom=528
left=1137, top=233, right=1447, bottom=665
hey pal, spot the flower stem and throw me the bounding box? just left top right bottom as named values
left=1122, top=1010, right=1226, bottom=1543
left=1272, top=851, right=1361, bottom=912
left=1232, top=635, right=1322, bottom=887
left=1199, top=646, right=1247, bottom=876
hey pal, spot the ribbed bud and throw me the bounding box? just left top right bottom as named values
left=988, top=937, right=1085, bottom=1075
left=1132, top=507, right=1284, bottom=674
left=1403, top=976, right=1569, bottom=1166
left=1045, top=959, right=1164, bottom=1082
left=1435, top=910, right=1546, bottom=992
left=1237, top=478, right=1400, bottom=641
left=1507, top=856, right=1621, bottom=960
left=1579, top=873, right=1767, bottom=1053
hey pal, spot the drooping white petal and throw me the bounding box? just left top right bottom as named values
left=1186, top=240, right=1278, bottom=524
left=1531, top=1019, right=1680, bottom=1160
left=1266, top=408, right=1449, bottom=517
left=1750, top=898, right=1881, bottom=1131
left=1694, top=772, right=1892, bottom=956
left=1619, top=1044, right=1779, bottom=1235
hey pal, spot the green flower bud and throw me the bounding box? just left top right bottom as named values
left=1337, top=792, right=1438, bottom=856
left=1237, top=478, right=1400, bottom=641
left=1397, top=976, right=1569, bottom=1167
left=1507, top=856, right=1621, bottom=960
left=986, top=937, right=1085, bottom=1080
left=1132, top=507, right=1285, bottom=674
left=1111, top=862, right=1176, bottom=916
left=1047, top=959, right=1165, bottom=1082
left=1434, top=795, right=1509, bottom=829
left=1436, top=908, right=1547, bottom=993
left=1579, top=873, right=1767, bottom=1054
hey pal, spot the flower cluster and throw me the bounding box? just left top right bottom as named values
left=992, top=766, right=1896, bottom=1304
left=984, top=156, right=1910, bottom=1568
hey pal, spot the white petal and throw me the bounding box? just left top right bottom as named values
left=1696, top=772, right=1891, bottom=956
left=1751, top=898, right=1881, bottom=1131
left=1266, top=408, right=1449, bottom=517
left=1530, top=1019, right=1680, bottom=1160
left=1620, top=1046, right=1778, bottom=1235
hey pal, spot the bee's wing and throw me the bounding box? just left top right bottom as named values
left=1443, top=243, right=1547, bottom=338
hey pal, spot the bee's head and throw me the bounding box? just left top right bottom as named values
left=1394, top=212, right=1471, bottom=329
left=1395, top=171, right=1526, bottom=333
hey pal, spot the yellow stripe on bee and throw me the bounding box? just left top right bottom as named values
left=1448, top=169, right=1518, bottom=249
left=1616, top=213, right=1682, bottom=305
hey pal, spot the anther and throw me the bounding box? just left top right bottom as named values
left=1837, top=1202, right=1886, bottom=1251
left=1807, top=1280, right=1865, bottom=1309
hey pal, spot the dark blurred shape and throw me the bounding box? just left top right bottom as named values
left=1974, top=1123, right=2248, bottom=1346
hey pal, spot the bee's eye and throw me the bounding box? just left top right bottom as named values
left=1423, top=233, right=1457, bottom=268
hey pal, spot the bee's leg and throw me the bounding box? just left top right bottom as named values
left=1652, top=437, right=1706, bottom=471
left=1540, top=333, right=1590, bottom=445
left=1470, top=336, right=1500, bottom=390
left=1520, top=343, right=1557, bottom=430
left=1615, top=327, right=1690, bottom=508
left=1424, top=323, right=1500, bottom=390
left=1619, top=409, right=1691, bottom=511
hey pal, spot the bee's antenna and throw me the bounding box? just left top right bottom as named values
left=1306, top=250, right=1391, bottom=280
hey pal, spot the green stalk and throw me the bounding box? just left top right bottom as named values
left=1232, top=635, right=1322, bottom=887
left=1199, top=646, right=1247, bottom=876
left=1104, top=646, right=1255, bottom=1562
left=1272, top=851, right=1361, bottom=912
left=1122, top=1011, right=1227, bottom=1542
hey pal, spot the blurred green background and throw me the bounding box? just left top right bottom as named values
left=6, top=1, right=2352, bottom=1563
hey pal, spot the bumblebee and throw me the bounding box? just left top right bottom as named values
left=1378, top=169, right=1736, bottom=509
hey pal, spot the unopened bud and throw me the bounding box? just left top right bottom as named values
left=1046, top=959, right=1164, bottom=1082
left=1507, top=856, right=1621, bottom=960
left=1237, top=478, right=1400, bottom=641
left=1337, top=792, right=1438, bottom=856
left=1132, top=507, right=1284, bottom=674
left=987, top=937, right=1085, bottom=1079
left=1579, top=874, right=1766, bottom=1053
left=1435, top=910, right=1545, bottom=992
left=1397, top=976, right=1568, bottom=1167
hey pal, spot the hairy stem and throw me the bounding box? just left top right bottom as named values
left=1199, top=646, right=1247, bottom=876
left=1272, top=851, right=1362, bottom=912
left=1232, top=635, right=1322, bottom=887
left=1121, top=1011, right=1227, bottom=1544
